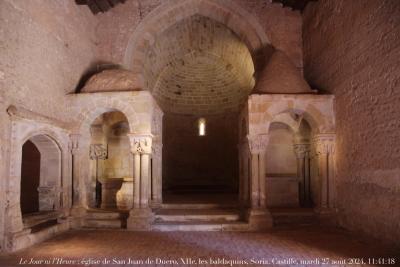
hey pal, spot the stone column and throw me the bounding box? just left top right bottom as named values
left=69, top=134, right=79, bottom=206
left=258, top=151, right=267, bottom=208
left=250, top=152, right=259, bottom=207
left=237, top=142, right=246, bottom=208
left=313, top=133, right=336, bottom=213
left=246, top=134, right=273, bottom=230
left=133, top=153, right=140, bottom=209
left=127, top=134, right=154, bottom=230
left=151, top=140, right=162, bottom=207
left=294, top=143, right=311, bottom=207
left=69, top=134, right=85, bottom=216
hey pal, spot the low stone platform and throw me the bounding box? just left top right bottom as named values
left=84, top=209, right=128, bottom=229
left=270, top=207, right=317, bottom=226
left=152, top=195, right=249, bottom=231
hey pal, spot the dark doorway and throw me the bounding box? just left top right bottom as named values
left=20, top=140, right=41, bottom=215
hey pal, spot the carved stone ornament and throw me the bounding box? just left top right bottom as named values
left=313, top=133, right=336, bottom=155
left=89, top=144, right=108, bottom=160
left=128, top=134, right=153, bottom=154
left=247, top=134, right=269, bottom=154
left=293, top=143, right=311, bottom=159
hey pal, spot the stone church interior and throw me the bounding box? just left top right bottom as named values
left=0, top=0, right=399, bottom=265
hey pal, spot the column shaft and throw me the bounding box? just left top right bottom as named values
left=297, top=156, right=305, bottom=205
left=140, top=154, right=150, bottom=207
left=319, top=153, right=329, bottom=209
left=251, top=153, right=259, bottom=208
left=156, top=154, right=162, bottom=203
left=327, top=154, right=335, bottom=208
left=71, top=152, right=78, bottom=206
left=304, top=153, right=311, bottom=206
left=133, top=153, right=141, bottom=208
left=259, top=152, right=266, bottom=208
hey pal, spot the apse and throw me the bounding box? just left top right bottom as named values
left=143, top=15, right=255, bottom=115
left=143, top=15, right=255, bottom=198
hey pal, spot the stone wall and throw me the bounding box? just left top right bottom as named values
left=0, top=0, right=99, bottom=112
left=0, top=98, right=10, bottom=251
left=0, top=0, right=98, bottom=251
left=163, top=113, right=239, bottom=193
left=234, top=0, right=303, bottom=69
left=303, top=0, right=400, bottom=245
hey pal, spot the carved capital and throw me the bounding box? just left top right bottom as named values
left=294, top=143, right=311, bottom=159
left=89, top=144, right=108, bottom=160
left=313, top=133, right=336, bottom=155
left=128, top=133, right=153, bottom=154
left=69, top=134, right=81, bottom=154
left=247, top=134, right=269, bottom=154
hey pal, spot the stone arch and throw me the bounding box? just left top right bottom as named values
left=269, top=112, right=300, bottom=133
left=5, top=124, right=69, bottom=251
left=264, top=108, right=325, bottom=135
left=75, top=101, right=139, bottom=134
left=123, top=0, right=271, bottom=78
left=20, top=130, right=64, bottom=153
left=12, top=127, right=67, bottom=187
left=75, top=102, right=138, bottom=209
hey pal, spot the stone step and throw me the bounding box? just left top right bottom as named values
left=23, top=211, right=62, bottom=229
left=152, top=221, right=249, bottom=232
left=85, top=210, right=122, bottom=220
left=84, top=209, right=128, bottom=229
left=161, top=203, right=237, bottom=209
left=84, top=219, right=122, bottom=229
left=155, top=209, right=240, bottom=222
left=270, top=208, right=317, bottom=226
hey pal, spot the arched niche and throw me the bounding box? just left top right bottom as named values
left=265, top=116, right=318, bottom=208
left=88, top=111, right=132, bottom=209
left=266, top=122, right=297, bottom=176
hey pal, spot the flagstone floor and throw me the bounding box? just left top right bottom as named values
left=0, top=226, right=398, bottom=267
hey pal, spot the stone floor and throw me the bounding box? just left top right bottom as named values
left=0, top=226, right=399, bottom=267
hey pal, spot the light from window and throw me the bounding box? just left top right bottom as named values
left=198, top=118, right=206, bottom=136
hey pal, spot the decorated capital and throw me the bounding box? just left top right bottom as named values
left=293, top=143, right=311, bottom=159
left=247, top=134, right=269, bottom=154
left=313, top=133, right=336, bottom=155
left=89, top=144, right=108, bottom=160
left=128, top=133, right=153, bottom=154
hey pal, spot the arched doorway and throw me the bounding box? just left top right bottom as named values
left=20, top=140, right=40, bottom=215
left=20, top=134, right=62, bottom=225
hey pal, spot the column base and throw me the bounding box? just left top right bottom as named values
left=70, top=206, right=86, bottom=216
left=247, top=208, right=273, bottom=231
left=127, top=208, right=154, bottom=231
left=149, top=200, right=162, bottom=209
left=69, top=206, right=86, bottom=228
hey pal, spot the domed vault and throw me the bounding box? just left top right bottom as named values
left=143, top=15, right=255, bottom=115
